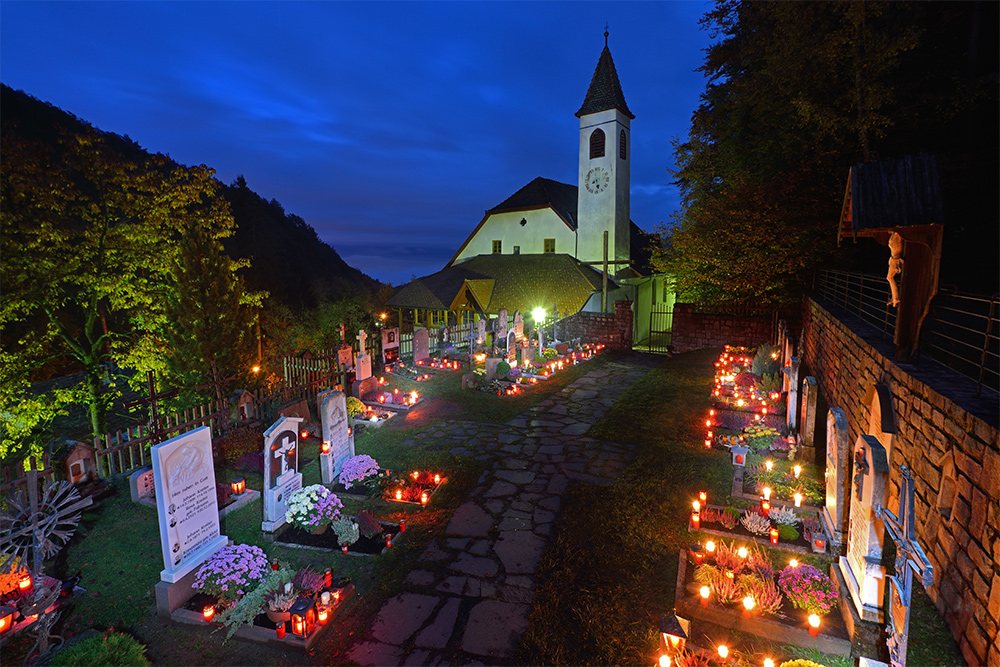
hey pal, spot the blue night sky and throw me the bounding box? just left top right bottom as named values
left=1, top=1, right=713, bottom=286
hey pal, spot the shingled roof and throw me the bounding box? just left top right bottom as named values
left=388, top=254, right=615, bottom=316
left=488, top=177, right=578, bottom=229
left=576, top=45, right=634, bottom=120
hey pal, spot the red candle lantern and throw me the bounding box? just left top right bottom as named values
left=18, top=574, right=32, bottom=591
left=690, top=512, right=700, bottom=529
left=399, top=519, right=406, bottom=532
left=203, top=605, right=215, bottom=622
left=770, top=527, right=779, bottom=545
left=289, top=597, right=316, bottom=637
left=742, top=596, right=755, bottom=618
left=300, top=430, right=309, bottom=440
left=698, top=491, right=707, bottom=504
left=271, top=560, right=280, bottom=571
left=318, top=607, right=330, bottom=625
left=0, top=606, right=15, bottom=634
left=760, top=499, right=771, bottom=516
left=699, top=586, right=710, bottom=607
left=324, top=568, right=332, bottom=587
left=341, top=544, right=349, bottom=554
left=276, top=621, right=286, bottom=639
left=385, top=534, right=392, bottom=548
left=230, top=477, right=246, bottom=495
left=688, top=544, right=706, bottom=565
left=321, top=441, right=330, bottom=454
left=420, top=492, right=429, bottom=505
left=808, top=614, right=821, bottom=637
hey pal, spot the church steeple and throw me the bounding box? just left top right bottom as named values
left=575, top=35, right=634, bottom=120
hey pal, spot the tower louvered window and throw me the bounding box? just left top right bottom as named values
left=620, top=130, right=627, bottom=160
left=589, top=129, right=605, bottom=159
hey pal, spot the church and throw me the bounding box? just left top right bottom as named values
left=388, top=35, right=663, bottom=332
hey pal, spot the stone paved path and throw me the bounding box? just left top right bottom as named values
left=344, top=355, right=657, bottom=666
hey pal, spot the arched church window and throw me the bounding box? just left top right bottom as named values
left=620, top=130, right=627, bottom=160
left=589, top=129, right=605, bottom=159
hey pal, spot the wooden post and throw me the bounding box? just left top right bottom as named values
left=602, top=230, right=609, bottom=313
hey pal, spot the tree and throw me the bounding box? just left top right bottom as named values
left=1, top=127, right=234, bottom=439
left=656, top=1, right=997, bottom=302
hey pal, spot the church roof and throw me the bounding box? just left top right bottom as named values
left=387, top=254, right=615, bottom=316
left=576, top=45, right=634, bottom=120
left=488, top=177, right=578, bottom=229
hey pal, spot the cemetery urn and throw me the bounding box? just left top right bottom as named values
left=290, top=597, right=316, bottom=637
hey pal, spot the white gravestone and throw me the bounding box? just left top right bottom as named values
left=839, top=433, right=890, bottom=622
left=497, top=308, right=508, bottom=340
left=485, top=358, right=501, bottom=381
left=413, top=328, right=430, bottom=364
left=866, top=384, right=896, bottom=458
left=513, top=310, right=524, bottom=340
left=262, top=416, right=304, bottom=533
left=381, top=327, right=399, bottom=364
left=318, top=389, right=354, bottom=485
left=823, top=408, right=850, bottom=547
left=538, top=326, right=546, bottom=351
left=799, top=376, right=818, bottom=458
left=506, top=330, right=516, bottom=364
left=151, top=426, right=228, bottom=583
left=784, top=357, right=801, bottom=432
left=476, top=319, right=486, bottom=347
left=130, top=466, right=156, bottom=503
left=355, top=329, right=372, bottom=380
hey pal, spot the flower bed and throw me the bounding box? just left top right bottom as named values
left=692, top=504, right=815, bottom=554
left=674, top=549, right=851, bottom=655
left=413, top=358, right=462, bottom=372
left=385, top=470, right=446, bottom=506
left=384, top=362, right=432, bottom=381
left=275, top=520, right=402, bottom=556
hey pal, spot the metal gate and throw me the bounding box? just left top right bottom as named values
left=639, top=306, right=673, bottom=353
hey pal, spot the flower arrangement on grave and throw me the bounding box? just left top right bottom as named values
left=507, top=367, right=521, bottom=381
left=769, top=506, right=799, bottom=526
left=192, top=543, right=270, bottom=605
left=265, top=589, right=298, bottom=614
left=695, top=542, right=785, bottom=615
left=331, top=517, right=360, bottom=546
left=496, top=361, right=511, bottom=376
left=285, top=484, right=343, bottom=531
left=339, top=454, right=380, bottom=489
left=541, top=348, right=558, bottom=360
left=214, top=566, right=294, bottom=640
left=737, top=573, right=783, bottom=614
left=743, top=425, right=780, bottom=452
left=700, top=506, right=738, bottom=530
left=346, top=396, right=366, bottom=417
left=740, top=509, right=772, bottom=535
left=386, top=470, right=444, bottom=503
left=778, top=563, right=838, bottom=615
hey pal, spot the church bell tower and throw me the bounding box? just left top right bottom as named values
left=576, top=30, right=633, bottom=277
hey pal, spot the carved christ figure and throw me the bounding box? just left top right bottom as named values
left=886, top=232, right=904, bottom=307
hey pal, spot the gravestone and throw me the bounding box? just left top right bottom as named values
left=381, top=327, right=400, bottom=365
left=261, top=416, right=304, bottom=533
left=513, top=310, right=524, bottom=340
left=782, top=334, right=795, bottom=384
left=506, top=330, right=516, bottom=365
left=413, top=328, right=430, bottom=364
left=784, top=357, right=801, bottom=432
left=352, top=329, right=378, bottom=400
left=799, top=376, right=818, bottom=462
left=523, top=345, right=535, bottom=366
left=317, top=389, right=354, bottom=485
left=130, top=465, right=156, bottom=503
left=151, top=426, right=228, bottom=582
left=476, top=318, right=486, bottom=347
left=875, top=465, right=934, bottom=667
left=865, top=384, right=896, bottom=458
left=497, top=308, right=508, bottom=340
left=538, top=326, right=545, bottom=351
left=485, top=358, right=501, bottom=381
left=822, top=408, right=850, bottom=547
left=838, top=434, right=890, bottom=622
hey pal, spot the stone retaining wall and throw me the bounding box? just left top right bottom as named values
left=800, top=297, right=1000, bottom=667
left=670, top=303, right=777, bottom=353
left=558, top=301, right=632, bottom=349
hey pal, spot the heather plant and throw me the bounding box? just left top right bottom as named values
left=292, top=567, right=326, bottom=595
left=721, top=506, right=740, bottom=529
left=712, top=567, right=742, bottom=604
left=331, top=517, right=360, bottom=546
left=769, top=506, right=799, bottom=525
left=192, top=543, right=270, bottom=604
left=674, top=649, right=712, bottom=667
left=740, top=509, right=771, bottom=535
left=265, top=590, right=297, bottom=613
left=745, top=543, right=774, bottom=580
left=339, top=454, right=380, bottom=488
left=738, top=573, right=784, bottom=615
left=215, top=567, right=294, bottom=640
left=714, top=540, right=746, bottom=574
left=778, top=563, right=839, bottom=615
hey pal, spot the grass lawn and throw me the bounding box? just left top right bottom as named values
left=517, top=348, right=964, bottom=667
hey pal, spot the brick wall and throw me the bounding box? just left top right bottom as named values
left=670, top=303, right=777, bottom=353
left=558, top=301, right=633, bottom=349
left=801, top=297, right=1000, bottom=667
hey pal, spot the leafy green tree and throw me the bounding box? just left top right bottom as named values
left=1, top=128, right=233, bottom=439
left=157, top=222, right=266, bottom=406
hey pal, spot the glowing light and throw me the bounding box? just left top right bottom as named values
left=420, top=492, right=429, bottom=505
left=765, top=460, right=773, bottom=472
left=794, top=492, right=803, bottom=507
left=717, top=645, right=729, bottom=659
left=532, top=307, right=546, bottom=322
left=789, top=558, right=799, bottom=568
left=203, top=606, right=215, bottom=622
left=658, top=656, right=671, bottom=667
left=252, top=365, right=260, bottom=373
left=762, top=486, right=772, bottom=500
left=698, top=491, right=707, bottom=504
left=808, top=613, right=821, bottom=636
left=705, top=540, right=716, bottom=553
left=692, top=500, right=701, bottom=512
left=743, top=596, right=755, bottom=612
left=395, top=490, right=403, bottom=501
left=737, top=546, right=748, bottom=559
left=764, top=659, right=775, bottom=667
left=793, top=465, right=802, bottom=478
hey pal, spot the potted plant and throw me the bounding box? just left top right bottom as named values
left=192, top=544, right=271, bottom=606
left=338, top=454, right=381, bottom=490
left=286, top=485, right=343, bottom=534
left=264, top=587, right=298, bottom=623
left=777, top=563, right=839, bottom=617
left=332, top=517, right=360, bottom=553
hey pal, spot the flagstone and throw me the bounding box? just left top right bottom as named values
left=415, top=597, right=461, bottom=649
left=346, top=641, right=405, bottom=666
left=446, top=502, right=494, bottom=536
left=371, top=593, right=439, bottom=645
left=484, top=480, right=518, bottom=497
left=437, top=576, right=467, bottom=595
left=462, top=600, right=530, bottom=657
left=450, top=553, right=499, bottom=577
left=495, top=530, right=546, bottom=574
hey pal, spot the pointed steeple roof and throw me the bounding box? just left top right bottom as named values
left=575, top=38, right=634, bottom=120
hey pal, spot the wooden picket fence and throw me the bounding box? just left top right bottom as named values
left=0, top=452, right=54, bottom=496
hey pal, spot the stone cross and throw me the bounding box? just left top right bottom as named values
left=875, top=465, right=934, bottom=667
left=357, top=329, right=368, bottom=355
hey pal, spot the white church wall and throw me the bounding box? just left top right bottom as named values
left=576, top=108, right=630, bottom=270
left=452, top=208, right=577, bottom=264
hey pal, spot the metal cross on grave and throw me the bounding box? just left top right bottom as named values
left=339, top=322, right=347, bottom=345
left=874, top=465, right=934, bottom=667
left=122, top=370, right=178, bottom=445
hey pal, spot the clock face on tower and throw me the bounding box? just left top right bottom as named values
left=585, top=167, right=610, bottom=194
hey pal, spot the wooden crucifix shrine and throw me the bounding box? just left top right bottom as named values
left=122, top=371, right=178, bottom=446
left=874, top=465, right=934, bottom=667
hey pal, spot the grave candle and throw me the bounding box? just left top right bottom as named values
left=420, top=492, right=429, bottom=505
left=765, top=460, right=773, bottom=472
left=395, top=490, right=403, bottom=501
left=794, top=492, right=803, bottom=507
left=704, top=439, right=712, bottom=449
left=793, top=465, right=802, bottom=478
left=659, top=656, right=671, bottom=667
left=18, top=574, right=31, bottom=591
left=742, top=596, right=755, bottom=618
left=321, top=441, right=330, bottom=454
left=203, top=606, right=215, bottom=622
left=692, top=500, right=701, bottom=513
left=764, top=659, right=775, bottom=667
left=699, top=585, right=710, bottom=606
left=321, top=591, right=331, bottom=605
left=276, top=622, right=286, bottom=639
left=760, top=499, right=770, bottom=516
left=341, top=544, right=349, bottom=554
left=698, top=491, right=707, bottom=504
left=400, top=519, right=407, bottom=532
left=788, top=558, right=799, bottom=568
left=808, top=614, right=821, bottom=637
left=717, top=645, right=729, bottom=659
left=688, top=544, right=705, bottom=564
left=762, top=486, right=772, bottom=500
left=318, top=608, right=329, bottom=625
left=385, top=534, right=392, bottom=547
left=770, top=528, right=779, bottom=545
left=324, top=568, right=332, bottom=587
left=737, top=546, right=748, bottom=560
left=690, top=511, right=699, bottom=529
left=705, top=540, right=716, bottom=555
left=434, top=473, right=441, bottom=484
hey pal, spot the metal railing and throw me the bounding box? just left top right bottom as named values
left=814, top=270, right=998, bottom=394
